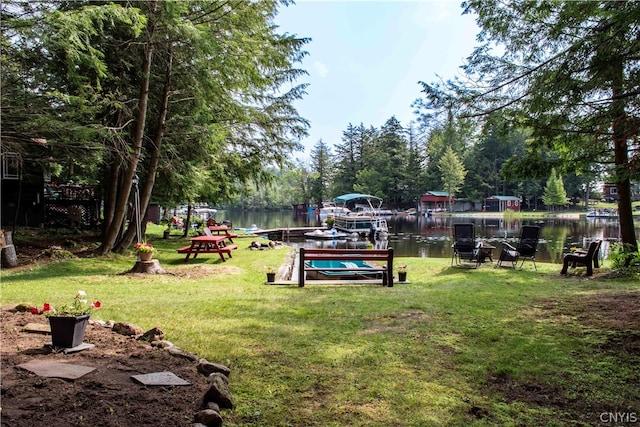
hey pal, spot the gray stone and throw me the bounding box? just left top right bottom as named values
left=193, top=409, right=223, bottom=427
left=112, top=322, right=144, bottom=336
left=18, top=360, right=96, bottom=380
left=167, top=346, right=199, bottom=362
left=151, top=339, right=174, bottom=349
left=204, top=402, right=221, bottom=412
left=203, top=373, right=233, bottom=409
left=131, top=371, right=190, bottom=386
left=197, top=359, right=231, bottom=377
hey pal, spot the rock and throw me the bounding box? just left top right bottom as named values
left=203, top=373, right=233, bottom=409
left=138, top=327, right=164, bottom=342
left=193, top=409, right=223, bottom=427
left=167, top=346, right=199, bottom=362
left=151, top=340, right=174, bottom=349
left=112, top=322, right=144, bottom=336
left=204, top=402, right=220, bottom=412
left=197, top=359, right=231, bottom=378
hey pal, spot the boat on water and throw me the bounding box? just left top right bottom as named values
left=304, top=229, right=351, bottom=240
left=331, top=193, right=389, bottom=236
left=317, top=201, right=351, bottom=217
left=586, top=209, right=618, bottom=219
left=304, top=259, right=383, bottom=280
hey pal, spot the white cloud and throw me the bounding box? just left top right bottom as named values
left=314, top=61, right=328, bottom=78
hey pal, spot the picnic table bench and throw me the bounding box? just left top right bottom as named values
left=298, top=247, right=394, bottom=287
left=176, top=235, right=238, bottom=262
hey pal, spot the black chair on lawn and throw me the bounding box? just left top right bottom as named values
left=561, top=240, right=602, bottom=276
left=496, top=225, right=541, bottom=270
left=451, top=223, right=480, bottom=268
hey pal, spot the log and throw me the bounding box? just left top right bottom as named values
left=128, top=259, right=166, bottom=274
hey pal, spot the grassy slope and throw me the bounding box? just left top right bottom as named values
left=2, top=225, right=638, bottom=426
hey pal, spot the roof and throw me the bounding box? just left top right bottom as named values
left=422, top=191, right=450, bottom=197
left=486, top=195, right=520, bottom=201
left=333, top=193, right=382, bottom=203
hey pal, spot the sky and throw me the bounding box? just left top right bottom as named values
left=274, top=0, right=480, bottom=158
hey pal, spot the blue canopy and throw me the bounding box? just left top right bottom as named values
left=333, top=193, right=382, bottom=203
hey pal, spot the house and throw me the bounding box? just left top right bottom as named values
left=419, top=191, right=450, bottom=214
left=484, top=195, right=521, bottom=212
left=602, top=183, right=619, bottom=202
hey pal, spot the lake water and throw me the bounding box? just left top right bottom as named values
left=216, top=209, right=639, bottom=264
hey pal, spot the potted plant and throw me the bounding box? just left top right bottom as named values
left=32, top=291, right=101, bottom=348
left=265, top=266, right=277, bottom=283
left=134, top=241, right=156, bottom=261
left=397, top=265, right=407, bottom=282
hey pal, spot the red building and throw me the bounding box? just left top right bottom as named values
left=484, top=195, right=521, bottom=212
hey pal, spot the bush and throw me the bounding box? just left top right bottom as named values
left=608, top=243, right=640, bottom=276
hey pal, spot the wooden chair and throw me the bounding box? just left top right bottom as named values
left=496, top=225, right=541, bottom=270
left=561, top=240, right=602, bottom=276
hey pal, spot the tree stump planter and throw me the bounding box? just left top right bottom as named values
left=48, top=314, right=90, bottom=348
left=129, top=259, right=166, bottom=274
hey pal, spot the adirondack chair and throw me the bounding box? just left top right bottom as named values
left=451, top=223, right=480, bottom=268
left=496, top=225, right=541, bottom=270
left=561, top=240, right=602, bottom=276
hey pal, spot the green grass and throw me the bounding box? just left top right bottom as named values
left=2, top=225, right=639, bottom=426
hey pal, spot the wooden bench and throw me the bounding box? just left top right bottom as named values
left=560, top=240, right=601, bottom=276
left=298, top=248, right=394, bottom=287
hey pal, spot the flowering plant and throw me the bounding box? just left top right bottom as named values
left=265, top=266, right=277, bottom=274
left=134, top=242, right=155, bottom=253
left=397, top=265, right=407, bottom=273
left=31, top=290, right=101, bottom=317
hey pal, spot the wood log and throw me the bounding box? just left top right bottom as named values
left=128, top=259, right=166, bottom=274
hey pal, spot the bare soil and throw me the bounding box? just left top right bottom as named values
left=0, top=308, right=210, bottom=426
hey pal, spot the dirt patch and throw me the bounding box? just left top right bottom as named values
left=0, top=308, right=212, bottom=426
left=484, top=290, right=640, bottom=423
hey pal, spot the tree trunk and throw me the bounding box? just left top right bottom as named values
left=611, top=58, right=638, bottom=255
left=115, top=44, right=173, bottom=253
left=98, top=2, right=157, bottom=255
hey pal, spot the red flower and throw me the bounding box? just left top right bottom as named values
left=31, top=307, right=39, bottom=314
left=92, top=301, right=101, bottom=309
left=43, top=303, right=51, bottom=312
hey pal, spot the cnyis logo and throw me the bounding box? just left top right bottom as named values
left=599, top=412, right=638, bottom=424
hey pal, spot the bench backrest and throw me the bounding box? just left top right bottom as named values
left=299, top=248, right=394, bottom=287
left=586, top=240, right=601, bottom=259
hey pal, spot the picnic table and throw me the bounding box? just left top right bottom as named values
left=176, top=235, right=238, bottom=262
left=207, top=225, right=238, bottom=243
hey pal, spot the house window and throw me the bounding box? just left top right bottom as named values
left=1, top=152, right=21, bottom=180
left=610, top=187, right=618, bottom=195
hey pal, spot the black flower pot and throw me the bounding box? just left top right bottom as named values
left=398, top=272, right=407, bottom=282
left=48, top=314, right=90, bottom=348
left=266, top=273, right=276, bottom=283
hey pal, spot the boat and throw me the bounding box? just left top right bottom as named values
left=304, top=229, right=350, bottom=240
left=586, top=209, right=618, bottom=219
left=331, top=194, right=390, bottom=236
left=317, top=201, right=351, bottom=217
left=304, top=259, right=383, bottom=280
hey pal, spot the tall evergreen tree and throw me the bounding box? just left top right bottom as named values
left=309, top=139, right=333, bottom=204
left=438, top=146, right=467, bottom=211
left=542, top=168, right=568, bottom=212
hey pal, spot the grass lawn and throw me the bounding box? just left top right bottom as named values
left=2, top=225, right=639, bottom=426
